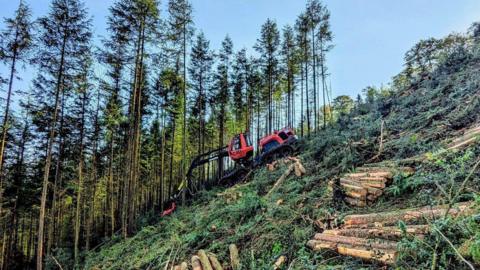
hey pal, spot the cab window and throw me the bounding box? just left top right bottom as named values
left=232, top=136, right=241, bottom=150
left=278, top=132, right=288, bottom=140
left=245, top=133, right=253, bottom=146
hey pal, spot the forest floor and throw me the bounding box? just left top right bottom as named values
left=84, top=44, right=480, bottom=269
left=83, top=125, right=480, bottom=269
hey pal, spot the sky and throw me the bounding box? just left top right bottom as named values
left=1, top=0, right=480, bottom=100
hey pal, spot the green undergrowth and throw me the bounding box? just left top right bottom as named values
left=83, top=31, right=480, bottom=270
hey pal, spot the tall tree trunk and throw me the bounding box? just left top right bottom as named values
left=300, top=59, right=304, bottom=137
left=168, top=119, right=177, bottom=199
left=0, top=40, right=18, bottom=225
left=74, top=89, right=87, bottom=266
left=37, top=31, right=68, bottom=270
left=312, top=27, right=317, bottom=131
left=320, top=39, right=328, bottom=128
left=48, top=90, right=65, bottom=255
left=304, top=39, right=310, bottom=136
left=181, top=18, right=187, bottom=205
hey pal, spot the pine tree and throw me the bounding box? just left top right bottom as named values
left=188, top=32, right=214, bottom=159
left=214, top=36, right=233, bottom=178
left=281, top=24, right=297, bottom=128
left=295, top=12, right=310, bottom=136
left=0, top=0, right=33, bottom=225
left=32, top=0, right=92, bottom=268
left=99, top=1, right=130, bottom=237
left=167, top=0, right=193, bottom=196
left=232, top=48, right=248, bottom=129
left=314, top=1, right=333, bottom=128
left=255, top=19, right=280, bottom=134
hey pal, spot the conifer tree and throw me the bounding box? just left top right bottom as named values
left=32, top=0, right=92, bottom=268
left=232, top=48, right=248, bottom=128
left=189, top=32, right=214, bottom=158
left=315, top=2, right=333, bottom=127
left=255, top=19, right=280, bottom=134
left=0, top=0, right=33, bottom=220
left=295, top=13, right=310, bottom=136
left=281, top=24, right=297, bottom=128
left=214, top=36, right=233, bottom=178
left=167, top=0, right=193, bottom=193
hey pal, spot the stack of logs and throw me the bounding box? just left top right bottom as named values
left=308, top=202, right=474, bottom=265
left=447, top=124, right=480, bottom=151
left=339, top=166, right=414, bottom=207
left=173, top=244, right=240, bottom=270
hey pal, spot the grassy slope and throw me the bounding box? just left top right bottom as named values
left=84, top=38, right=480, bottom=270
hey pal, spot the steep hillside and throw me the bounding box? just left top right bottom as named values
left=83, top=29, right=480, bottom=269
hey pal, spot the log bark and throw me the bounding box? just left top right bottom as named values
left=208, top=254, right=223, bottom=270
left=448, top=137, right=478, bottom=150
left=229, top=244, right=240, bottom=270
left=323, top=225, right=429, bottom=240
left=308, top=239, right=396, bottom=264
left=345, top=171, right=393, bottom=179
left=197, top=250, right=213, bottom=270
left=341, top=181, right=382, bottom=197
left=191, top=255, right=203, bottom=270
left=267, top=164, right=295, bottom=195
left=345, top=190, right=367, bottom=200
left=356, top=166, right=414, bottom=175
left=341, top=184, right=367, bottom=195
left=344, top=202, right=473, bottom=227
left=313, top=233, right=398, bottom=250
left=337, top=244, right=396, bottom=264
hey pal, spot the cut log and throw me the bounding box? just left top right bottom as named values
left=344, top=202, right=474, bottom=227
left=341, top=183, right=367, bottom=196
left=294, top=163, right=303, bottom=176
left=173, top=265, right=182, bottom=270
left=229, top=244, right=241, bottom=270
left=192, top=255, right=203, bottom=270
left=337, top=244, right=396, bottom=265
left=198, top=250, right=214, bottom=270
left=449, top=128, right=480, bottom=145
left=356, top=180, right=387, bottom=189
left=356, top=166, right=413, bottom=174
left=273, top=255, right=287, bottom=270
left=447, top=136, right=478, bottom=150
left=344, top=197, right=366, bottom=207
left=267, top=164, right=295, bottom=195
left=308, top=239, right=397, bottom=264
left=345, top=190, right=367, bottom=200
left=345, top=171, right=393, bottom=179
left=208, top=254, right=224, bottom=270
left=323, top=225, right=429, bottom=240
left=180, top=262, right=188, bottom=270
left=307, top=239, right=337, bottom=250
left=313, top=234, right=398, bottom=250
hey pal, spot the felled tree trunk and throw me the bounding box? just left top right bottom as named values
left=197, top=250, right=213, bottom=270
left=344, top=202, right=473, bottom=227
left=191, top=255, right=203, bottom=270
left=229, top=244, right=241, bottom=270
left=208, top=254, right=224, bottom=270
left=323, top=225, right=429, bottom=240
left=307, top=236, right=397, bottom=265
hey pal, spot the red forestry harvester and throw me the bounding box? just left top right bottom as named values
left=162, top=127, right=298, bottom=215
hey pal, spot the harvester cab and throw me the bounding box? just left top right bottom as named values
left=227, top=132, right=254, bottom=165
left=259, top=127, right=297, bottom=154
